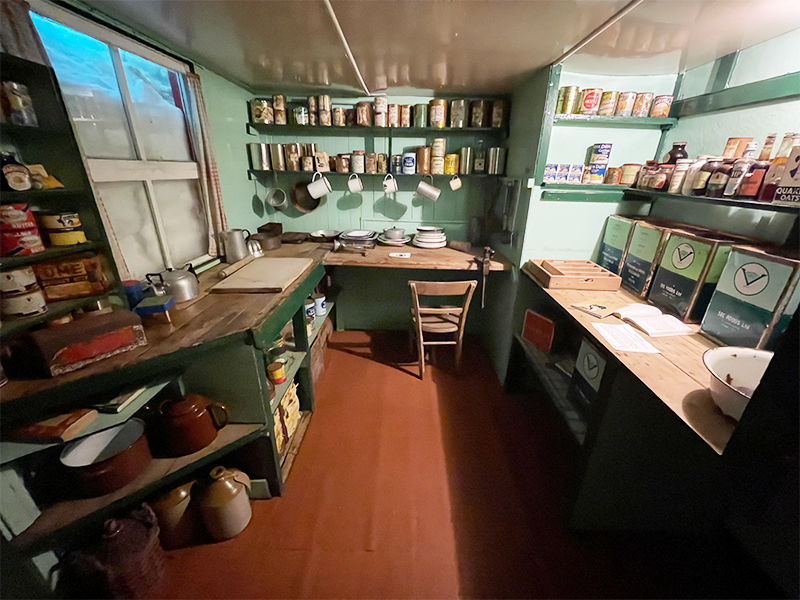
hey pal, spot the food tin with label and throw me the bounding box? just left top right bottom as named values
left=1, top=266, right=38, bottom=293
left=491, top=100, right=506, bottom=128
left=650, top=95, right=673, bottom=118
left=373, top=96, right=388, bottom=114
left=604, top=167, right=622, bottom=185
left=356, top=102, right=372, bottom=126
left=336, top=154, right=350, bottom=173
left=400, top=105, right=412, bottom=127
left=332, top=107, right=346, bottom=126
left=318, top=95, right=331, bottom=112
left=1, top=288, right=47, bottom=317
left=416, top=146, right=431, bottom=174
left=414, top=104, right=428, bottom=127
left=620, top=163, right=642, bottom=185
left=267, top=361, right=286, bottom=384
left=579, top=88, right=602, bottom=115
left=293, top=106, right=308, bottom=125
left=614, top=91, right=637, bottom=116
left=47, top=228, right=87, bottom=246
left=668, top=158, right=694, bottom=194
left=377, top=154, right=388, bottom=174
left=429, top=99, right=447, bottom=128
left=450, top=100, right=466, bottom=128
left=308, top=95, right=317, bottom=113
left=597, top=91, right=619, bottom=116
left=285, top=143, right=301, bottom=171
left=301, top=156, right=314, bottom=171
left=318, top=110, right=331, bottom=126
left=588, top=163, right=607, bottom=184
left=374, top=112, right=387, bottom=127
left=431, top=138, right=446, bottom=157
left=351, top=150, right=365, bottom=174
left=444, top=154, right=459, bottom=174
left=391, top=154, right=403, bottom=175
left=487, top=147, right=506, bottom=175
left=458, top=148, right=473, bottom=175
left=632, top=92, right=654, bottom=117
left=1, top=228, right=44, bottom=256
left=431, top=156, right=445, bottom=175
left=402, top=152, right=417, bottom=175
left=1, top=204, right=37, bottom=230
left=469, top=100, right=490, bottom=127
left=249, top=99, right=274, bottom=124
left=273, top=108, right=287, bottom=125
left=559, top=86, right=580, bottom=114
left=590, top=143, right=613, bottom=164
left=272, top=94, right=285, bottom=110
left=365, top=153, right=377, bottom=174
left=387, top=104, right=399, bottom=127
left=247, top=143, right=270, bottom=171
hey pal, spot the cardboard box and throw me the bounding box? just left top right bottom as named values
left=619, top=221, right=673, bottom=298
left=596, top=215, right=636, bottom=274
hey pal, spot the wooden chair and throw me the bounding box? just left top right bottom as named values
left=408, top=280, right=478, bottom=379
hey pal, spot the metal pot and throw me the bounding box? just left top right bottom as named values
left=146, top=264, right=199, bottom=304
left=153, top=394, right=229, bottom=457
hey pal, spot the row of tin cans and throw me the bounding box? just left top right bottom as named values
left=555, top=86, right=673, bottom=118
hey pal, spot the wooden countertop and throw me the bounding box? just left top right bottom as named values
left=522, top=268, right=735, bottom=455
left=320, top=243, right=511, bottom=271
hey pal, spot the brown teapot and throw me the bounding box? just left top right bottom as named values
left=154, top=394, right=229, bottom=456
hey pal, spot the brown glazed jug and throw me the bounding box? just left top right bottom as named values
left=198, top=466, right=252, bottom=541
left=156, top=394, right=229, bottom=456
left=151, top=481, right=200, bottom=549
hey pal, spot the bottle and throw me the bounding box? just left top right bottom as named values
left=682, top=155, right=711, bottom=196
left=758, top=133, right=798, bottom=201
left=705, top=158, right=737, bottom=198
left=691, top=157, right=722, bottom=196
left=651, top=164, right=675, bottom=191
left=738, top=136, right=779, bottom=199
left=668, top=158, right=694, bottom=194
left=637, top=160, right=659, bottom=189
left=723, top=142, right=759, bottom=197
left=663, top=142, right=688, bottom=164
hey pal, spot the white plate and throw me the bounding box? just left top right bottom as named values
left=378, top=237, right=411, bottom=246
left=412, top=240, right=447, bottom=248
left=415, top=234, right=446, bottom=241
left=417, top=226, right=443, bottom=233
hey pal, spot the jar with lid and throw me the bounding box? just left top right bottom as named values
left=651, top=164, right=675, bottom=191
left=636, top=160, right=659, bottom=189
left=663, top=142, right=688, bottom=164
left=681, top=155, right=711, bottom=196
left=667, top=159, right=694, bottom=194
left=351, top=150, right=365, bottom=174
left=691, top=157, right=723, bottom=196
left=705, top=158, right=737, bottom=198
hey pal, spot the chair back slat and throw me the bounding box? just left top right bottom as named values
left=409, top=280, right=477, bottom=296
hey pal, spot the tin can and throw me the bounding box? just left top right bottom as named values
left=351, top=150, right=365, bottom=174
left=1, top=228, right=44, bottom=256
left=274, top=108, right=287, bottom=125
left=250, top=99, right=273, bottom=124
left=1, top=266, right=38, bottom=293
left=458, top=147, right=473, bottom=175
left=487, top=147, right=506, bottom=175
left=579, top=88, right=603, bottom=115
left=632, top=92, right=654, bottom=117
left=357, top=102, right=372, bottom=126
left=366, top=152, right=377, bottom=174
left=332, top=107, right=346, bottom=126
left=246, top=140, right=268, bottom=170
left=346, top=109, right=356, bottom=126
left=450, top=99, right=467, bottom=128
left=308, top=96, right=317, bottom=114
left=336, top=154, right=350, bottom=173
left=614, top=92, right=637, bottom=116
left=590, top=143, right=613, bottom=164
left=650, top=95, right=673, bottom=118
left=414, top=104, right=428, bottom=127
left=1, top=288, right=47, bottom=317
left=429, top=99, right=447, bottom=128
left=469, top=100, right=490, bottom=127
left=597, top=91, right=619, bottom=116
left=47, top=228, right=87, bottom=246
left=272, top=95, right=285, bottom=111
left=668, top=158, right=694, bottom=193
left=400, top=104, right=411, bottom=127
left=431, top=138, right=446, bottom=157
left=555, top=86, right=567, bottom=114
left=391, top=154, right=403, bottom=175
left=293, top=106, right=308, bottom=125
left=560, top=86, right=580, bottom=114
left=308, top=111, right=317, bottom=126
left=1, top=204, right=38, bottom=231
left=402, top=152, right=417, bottom=175
left=319, top=110, right=332, bottom=126
left=302, top=143, right=317, bottom=157
left=444, top=154, right=459, bottom=175
left=267, top=361, right=286, bottom=384
left=373, top=96, right=388, bottom=114
left=302, top=156, right=315, bottom=171
left=285, top=143, right=301, bottom=171
left=589, top=163, right=607, bottom=184
left=378, top=153, right=388, bottom=174
left=388, top=104, right=399, bottom=127
left=416, top=146, right=431, bottom=174
left=38, top=212, right=81, bottom=231
left=374, top=112, right=387, bottom=127
left=318, top=95, right=331, bottom=112
left=620, top=163, right=641, bottom=185
left=604, top=167, right=623, bottom=185
left=268, top=144, right=285, bottom=171
left=431, top=156, right=445, bottom=175
left=491, top=100, right=506, bottom=128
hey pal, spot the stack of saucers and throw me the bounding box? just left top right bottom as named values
left=339, top=229, right=378, bottom=243
left=412, top=226, right=446, bottom=248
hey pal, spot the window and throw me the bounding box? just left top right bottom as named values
left=31, top=5, right=211, bottom=280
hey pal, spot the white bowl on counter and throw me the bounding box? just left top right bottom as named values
left=702, top=347, right=773, bottom=420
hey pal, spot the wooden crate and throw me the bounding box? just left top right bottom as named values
left=524, top=259, right=621, bottom=291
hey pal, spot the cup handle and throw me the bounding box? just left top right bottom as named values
left=208, top=403, right=229, bottom=430
left=312, top=172, right=322, bottom=181
left=425, top=174, right=434, bottom=184
left=383, top=174, right=394, bottom=181
left=349, top=173, right=358, bottom=180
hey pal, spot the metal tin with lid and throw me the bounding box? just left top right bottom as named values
left=491, top=100, right=506, bottom=128
left=458, top=147, right=473, bottom=174
left=579, top=88, right=602, bottom=115
left=247, top=143, right=270, bottom=171
left=470, top=100, right=490, bottom=127
left=413, top=104, right=428, bottom=127
left=632, top=92, right=654, bottom=117
left=487, top=147, right=506, bottom=175
left=1, top=266, right=38, bottom=293
left=597, top=91, right=619, bottom=116
left=400, top=105, right=412, bottom=127
left=650, top=95, right=673, bottom=118
left=429, top=99, right=447, bottom=128
left=416, top=146, right=431, bottom=174
left=450, top=100, right=467, bottom=128
left=615, top=92, right=637, bottom=116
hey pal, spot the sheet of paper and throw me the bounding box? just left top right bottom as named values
left=591, top=323, right=661, bottom=353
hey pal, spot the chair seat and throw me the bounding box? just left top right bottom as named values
left=412, top=312, right=460, bottom=334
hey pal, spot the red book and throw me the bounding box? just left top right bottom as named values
left=522, top=310, right=555, bottom=353
left=11, top=408, right=98, bottom=442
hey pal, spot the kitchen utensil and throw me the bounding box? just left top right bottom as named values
left=417, top=226, right=443, bottom=232
left=220, top=255, right=256, bottom=279
left=265, top=188, right=288, bottom=210
left=146, top=264, right=199, bottom=303
left=60, top=418, right=152, bottom=497
left=383, top=227, right=405, bottom=240
left=307, top=172, right=332, bottom=200
left=702, top=347, right=773, bottom=420
left=304, top=298, right=315, bottom=318
left=523, top=259, right=621, bottom=291
left=211, top=257, right=314, bottom=293
left=480, top=246, right=495, bottom=308
left=339, top=229, right=378, bottom=241
left=151, top=481, right=200, bottom=549
left=247, top=238, right=264, bottom=257
left=348, top=173, right=363, bottom=193
left=220, top=228, right=251, bottom=263
left=382, top=174, right=398, bottom=193
left=292, top=182, right=322, bottom=214
left=199, top=466, right=252, bottom=541
left=153, top=394, right=229, bottom=457
left=309, top=229, right=340, bottom=242
left=449, top=175, right=462, bottom=191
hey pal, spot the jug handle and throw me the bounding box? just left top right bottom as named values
left=183, top=262, right=198, bottom=277
left=209, top=403, right=229, bottom=430
left=243, top=229, right=252, bottom=241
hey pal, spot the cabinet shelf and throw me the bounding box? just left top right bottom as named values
left=553, top=115, right=677, bottom=129
left=0, top=292, right=111, bottom=339
left=308, top=301, right=334, bottom=347
left=1, top=241, right=104, bottom=272
left=623, top=188, right=800, bottom=214
left=270, top=349, right=307, bottom=414
left=247, top=122, right=506, bottom=137
left=0, top=189, right=87, bottom=204
left=280, top=411, right=312, bottom=482
left=541, top=182, right=628, bottom=192
left=1, top=122, right=72, bottom=138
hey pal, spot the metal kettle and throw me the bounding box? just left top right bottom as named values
left=145, top=264, right=199, bottom=303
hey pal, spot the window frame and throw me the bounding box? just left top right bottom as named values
left=30, top=0, right=215, bottom=273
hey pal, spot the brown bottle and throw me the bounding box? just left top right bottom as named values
left=737, top=137, right=776, bottom=199
left=705, top=158, right=737, bottom=198
left=691, top=157, right=722, bottom=196
left=663, top=142, right=688, bottom=164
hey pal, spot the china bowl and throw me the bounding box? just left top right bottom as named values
left=702, top=347, right=773, bottom=420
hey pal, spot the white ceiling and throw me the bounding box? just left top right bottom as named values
left=80, top=0, right=800, bottom=93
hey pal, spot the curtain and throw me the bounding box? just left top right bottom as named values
left=182, top=72, right=228, bottom=257
left=0, top=0, right=50, bottom=65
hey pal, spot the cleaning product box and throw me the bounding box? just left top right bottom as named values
left=596, top=215, right=636, bottom=274
left=648, top=230, right=733, bottom=322
left=701, top=246, right=800, bottom=348
left=619, top=221, right=674, bottom=298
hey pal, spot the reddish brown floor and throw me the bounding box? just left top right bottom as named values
left=151, top=331, right=779, bottom=599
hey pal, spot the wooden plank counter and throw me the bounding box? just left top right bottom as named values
left=321, top=243, right=511, bottom=271
left=522, top=268, right=735, bottom=454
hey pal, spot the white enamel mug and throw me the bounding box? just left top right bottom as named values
left=449, top=175, right=462, bottom=191
left=382, top=173, right=398, bottom=193
left=415, top=175, right=441, bottom=201
left=348, top=173, right=363, bottom=193
left=307, top=172, right=332, bottom=199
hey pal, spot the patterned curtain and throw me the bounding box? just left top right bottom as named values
left=0, top=0, right=50, bottom=64
left=182, top=72, right=228, bottom=257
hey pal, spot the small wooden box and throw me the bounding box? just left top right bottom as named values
left=524, top=259, right=621, bottom=291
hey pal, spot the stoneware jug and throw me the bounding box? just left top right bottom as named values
left=151, top=481, right=200, bottom=549
left=155, top=394, right=229, bottom=457
left=199, top=466, right=252, bottom=541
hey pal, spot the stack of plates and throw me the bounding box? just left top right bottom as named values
left=412, top=226, right=446, bottom=249
left=339, top=229, right=378, bottom=242
left=377, top=234, right=411, bottom=246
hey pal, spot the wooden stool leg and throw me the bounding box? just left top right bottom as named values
left=417, top=331, right=425, bottom=379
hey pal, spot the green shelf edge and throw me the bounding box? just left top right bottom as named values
left=672, top=72, right=800, bottom=118
left=247, top=123, right=506, bottom=137
left=553, top=115, right=677, bottom=129
left=623, top=188, right=800, bottom=214
left=0, top=293, right=113, bottom=339
left=1, top=241, right=104, bottom=271
left=270, top=349, right=308, bottom=414
left=248, top=170, right=500, bottom=180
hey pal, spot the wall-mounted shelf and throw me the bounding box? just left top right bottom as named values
left=248, top=169, right=501, bottom=181
left=0, top=293, right=112, bottom=339
left=623, top=188, right=800, bottom=215
left=553, top=115, right=677, bottom=129
left=1, top=241, right=104, bottom=272
left=0, top=189, right=87, bottom=204
left=541, top=183, right=628, bottom=192
left=247, top=123, right=506, bottom=138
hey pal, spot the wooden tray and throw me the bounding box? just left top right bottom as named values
left=524, top=259, right=621, bottom=291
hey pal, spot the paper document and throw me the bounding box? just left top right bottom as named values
left=591, top=323, right=660, bottom=354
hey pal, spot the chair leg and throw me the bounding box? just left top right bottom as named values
left=416, top=331, right=425, bottom=379
left=455, top=336, right=464, bottom=370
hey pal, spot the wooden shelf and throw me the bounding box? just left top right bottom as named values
left=0, top=122, right=72, bottom=137
left=553, top=115, right=677, bottom=129
left=280, top=411, right=312, bottom=482
left=248, top=123, right=505, bottom=137
left=623, top=188, right=800, bottom=214
left=541, top=183, right=629, bottom=192
left=10, top=423, right=264, bottom=553
left=308, top=301, right=334, bottom=346
left=270, top=349, right=307, bottom=414
left=0, top=189, right=87, bottom=204
left=0, top=293, right=112, bottom=339
left=1, top=241, right=104, bottom=271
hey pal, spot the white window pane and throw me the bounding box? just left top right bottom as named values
left=153, top=180, right=208, bottom=266
left=120, top=50, right=193, bottom=162
left=32, top=14, right=136, bottom=160
left=95, top=181, right=165, bottom=280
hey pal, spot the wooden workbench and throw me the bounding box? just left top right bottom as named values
left=321, top=243, right=511, bottom=271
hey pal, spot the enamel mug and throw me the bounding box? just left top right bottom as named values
left=449, top=175, right=463, bottom=191
left=382, top=174, right=398, bottom=193
left=307, top=172, right=332, bottom=199
left=415, top=175, right=441, bottom=201
left=312, top=293, right=326, bottom=316
left=347, top=173, right=363, bottom=193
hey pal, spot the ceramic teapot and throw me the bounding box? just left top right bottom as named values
left=198, top=466, right=252, bottom=541
left=153, top=394, right=229, bottom=457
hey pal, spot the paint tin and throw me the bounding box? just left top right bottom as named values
left=560, top=86, right=580, bottom=114
left=450, top=99, right=467, bottom=128
left=431, top=156, right=445, bottom=175
left=414, top=104, right=428, bottom=127
left=332, top=107, right=346, bottom=127
left=432, top=138, right=446, bottom=157
left=1, top=204, right=37, bottom=230
left=469, top=100, right=490, bottom=127
left=293, top=106, right=308, bottom=125
left=247, top=143, right=270, bottom=171
left=579, top=88, right=602, bottom=115
left=620, top=163, right=642, bottom=185
left=597, top=91, right=619, bottom=116
left=400, top=105, right=412, bottom=127
left=249, top=99, right=273, bottom=124
left=47, top=228, right=87, bottom=246
left=589, top=163, right=607, bottom=184
left=590, top=143, right=613, bottom=164
left=366, top=153, right=377, bottom=174
left=378, top=153, right=388, bottom=174
left=373, top=96, right=388, bottom=114
left=317, top=95, right=331, bottom=112
left=604, top=167, right=623, bottom=185
left=374, top=112, right=387, bottom=127
left=402, top=152, right=417, bottom=175
left=444, top=154, right=459, bottom=175
left=491, top=100, right=506, bottom=128
left=318, top=110, right=331, bottom=126
left=650, top=95, right=673, bottom=118
left=632, top=92, right=654, bottom=117
left=1, top=266, right=38, bottom=293
left=388, top=104, right=399, bottom=127
left=416, top=146, right=431, bottom=174
left=487, top=147, right=506, bottom=175
left=285, top=143, right=301, bottom=171
left=351, top=150, right=365, bottom=174
left=357, top=102, right=372, bottom=126
left=458, top=147, right=473, bottom=175
left=429, top=99, right=447, bottom=128
left=391, top=155, right=403, bottom=175
left=267, top=361, right=286, bottom=384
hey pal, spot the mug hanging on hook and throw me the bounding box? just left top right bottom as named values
left=415, top=174, right=441, bottom=201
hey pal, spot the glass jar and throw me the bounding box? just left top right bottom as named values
left=651, top=164, right=675, bottom=191
left=668, top=158, right=694, bottom=194
left=663, top=141, right=688, bottom=164
left=681, top=155, right=711, bottom=196
left=705, top=158, right=736, bottom=198
left=691, top=157, right=723, bottom=196
left=636, top=160, right=659, bottom=189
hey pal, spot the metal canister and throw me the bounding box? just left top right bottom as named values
left=414, top=104, right=428, bottom=127
left=391, top=154, right=403, bottom=175
left=429, top=99, right=447, bottom=128
left=597, top=91, right=619, bottom=116
left=590, top=143, right=613, bottom=164
left=561, top=86, right=580, bottom=114
left=37, top=212, right=81, bottom=230
left=450, top=99, right=467, bottom=128
left=308, top=111, right=317, bottom=126
left=357, top=102, right=372, bottom=126
left=374, top=112, right=387, bottom=127
left=604, top=167, right=623, bottom=185
left=301, top=156, right=315, bottom=171
left=285, top=143, right=301, bottom=171
left=444, top=154, right=459, bottom=174
left=319, top=110, right=332, bottom=126
left=366, top=152, right=377, bottom=174
left=473, top=146, right=486, bottom=173
left=47, top=228, right=87, bottom=246
left=470, top=100, right=490, bottom=127
left=578, top=88, right=602, bottom=115
left=615, top=92, right=637, bottom=116
left=487, top=147, right=506, bottom=175
left=274, top=108, right=287, bottom=125
left=387, top=104, right=399, bottom=127
left=416, top=146, right=431, bottom=174
left=293, top=106, right=309, bottom=125
left=268, top=144, right=285, bottom=171
left=1, top=288, right=47, bottom=317
left=301, top=143, right=317, bottom=157
left=620, top=163, right=642, bottom=185
left=632, top=92, right=654, bottom=117
left=650, top=95, right=673, bottom=118
left=1, top=266, right=38, bottom=294
left=458, top=147, right=473, bottom=174
left=402, top=152, right=417, bottom=175
left=431, top=138, right=446, bottom=157
left=272, top=95, right=286, bottom=111
left=308, top=96, right=317, bottom=114
left=332, top=107, right=346, bottom=126
left=491, top=100, right=506, bottom=128
left=377, top=153, right=388, bottom=174
left=250, top=99, right=273, bottom=124
left=431, top=156, right=445, bottom=175
left=351, top=150, right=365, bottom=174
left=318, top=95, right=331, bottom=112
left=373, top=96, right=388, bottom=114
left=267, top=361, right=286, bottom=384
left=336, top=153, right=350, bottom=173
left=400, top=105, right=411, bottom=127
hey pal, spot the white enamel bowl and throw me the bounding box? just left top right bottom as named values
left=702, top=347, right=773, bottom=420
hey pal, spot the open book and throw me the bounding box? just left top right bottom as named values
left=610, top=304, right=692, bottom=337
